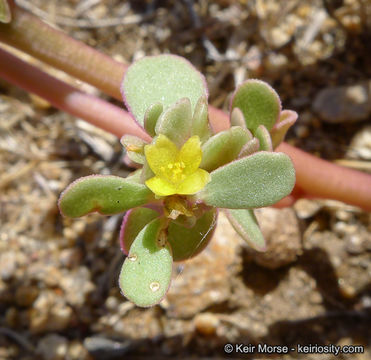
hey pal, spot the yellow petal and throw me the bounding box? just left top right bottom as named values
left=144, top=135, right=178, bottom=177
left=176, top=169, right=210, bottom=195
left=178, top=135, right=202, bottom=175
left=145, top=176, right=177, bottom=197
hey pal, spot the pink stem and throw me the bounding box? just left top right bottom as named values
left=0, top=47, right=150, bottom=142
left=277, top=142, right=371, bottom=211
left=0, top=3, right=126, bottom=99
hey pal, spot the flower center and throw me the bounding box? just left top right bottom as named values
left=161, top=161, right=186, bottom=183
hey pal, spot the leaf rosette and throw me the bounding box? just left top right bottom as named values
left=59, top=54, right=296, bottom=307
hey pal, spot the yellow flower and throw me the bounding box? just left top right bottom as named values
left=144, top=134, right=210, bottom=197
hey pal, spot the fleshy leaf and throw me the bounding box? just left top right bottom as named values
left=168, top=209, right=217, bottom=261
left=126, top=169, right=143, bottom=183
left=238, top=138, right=260, bottom=158
left=225, top=209, right=266, bottom=251
left=0, top=0, right=11, bottom=23
left=271, top=110, right=298, bottom=149
left=122, top=54, right=207, bottom=125
left=192, top=95, right=211, bottom=142
left=197, top=152, right=295, bottom=209
left=144, top=103, right=163, bottom=137
left=255, top=125, right=273, bottom=151
left=200, top=126, right=251, bottom=171
left=121, top=135, right=148, bottom=165
left=230, top=79, right=281, bottom=133
left=140, top=159, right=155, bottom=183
left=230, top=107, right=247, bottom=129
left=119, top=218, right=173, bottom=307
left=59, top=175, right=154, bottom=217
left=155, top=98, right=192, bottom=147
left=120, top=207, right=159, bottom=254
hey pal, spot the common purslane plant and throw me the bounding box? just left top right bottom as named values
left=58, top=55, right=296, bottom=307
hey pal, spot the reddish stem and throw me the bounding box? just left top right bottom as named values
left=0, top=3, right=126, bottom=99
left=277, top=142, right=371, bottom=211
left=0, top=47, right=150, bottom=141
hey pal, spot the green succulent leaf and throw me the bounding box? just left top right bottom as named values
left=155, top=98, right=192, bottom=147
left=168, top=208, right=217, bottom=261
left=121, top=135, right=148, bottom=165
left=230, top=107, right=247, bottom=129
left=144, top=103, right=163, bottom=137
left=140, top=159, right=155, bottom=184
left=122, top=54, right=207, bottom=125
left=192, top=95, right=211, bottom=142
left=238, top=138, right=260, bottom=158
left=255, top=125, right=273, bottom=151
left=59, top=175, right=154, bottom=217
left=271, top=110, right=298, bottom=149
left=200, top=126, right=252, bottom=172
left=0, top=0, right=11, bottom=23
left=197, top=152, right=295, bottom=209
left=119, top=218, right=173, bottom=307
left=126, top=169, right=143, bottom=183
left=225, top=209, right=266, bottom=251
left=230, top=79, right=281, bottom=133
left=120, top=207, right=159, bottom=254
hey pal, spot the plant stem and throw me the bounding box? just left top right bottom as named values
left=277, top=142, right=371, bottom=211
left=0, top=47, right=150, bottom=141
left=0, top=3, right=370, bottom=211
left=0, top=3, right=126, bottom=99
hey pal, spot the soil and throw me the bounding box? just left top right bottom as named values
left=0, top=0, right=370, bottom=359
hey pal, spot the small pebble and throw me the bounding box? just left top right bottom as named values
left=68, top=341, right=89, bottom=360
left=84, top=337, right=131, bottom=358
left=37, top=334, right=68, bottom=360
left=313, top=82, right=371, bottom=123
left=194, top=312, right=220, bottom=336
left=345, top=234, right=364, bottom=255
left=5, top=307, right=18, bottom=327
left=294, top=199, right=322, bottom=219
left=15, top=286, right=39, bottom=307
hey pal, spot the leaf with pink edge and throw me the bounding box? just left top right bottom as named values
left=155, top=98, right=192, bottom=147
left=200, top=126, right=252, bottom=172
left=238, top=138, right=260, bottom=158
left=168, top=208, right=217, bottom=261
left=59, top=175, right=154, bottom=217
left=120, top=207, right=159, bottom=254
left=255, top=125, right=273, bottom=151
left=225, top=209, right=266, bottom=251
left=230, top=79, right=281, bottom=133
left=192, top=95, right=211, bottom=142
left=120, top=135, right=148, bottom=165
left=119, top=218, right=173, bottom=307
left=144, top=102, right=163, bottom=137
left=197, top=152, right=295, bottom=209
left=122, top=55, right=208, bottom=125
left=230, top=107, right=247, bottom=129
left=271, top=110, right=298, bottom=149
